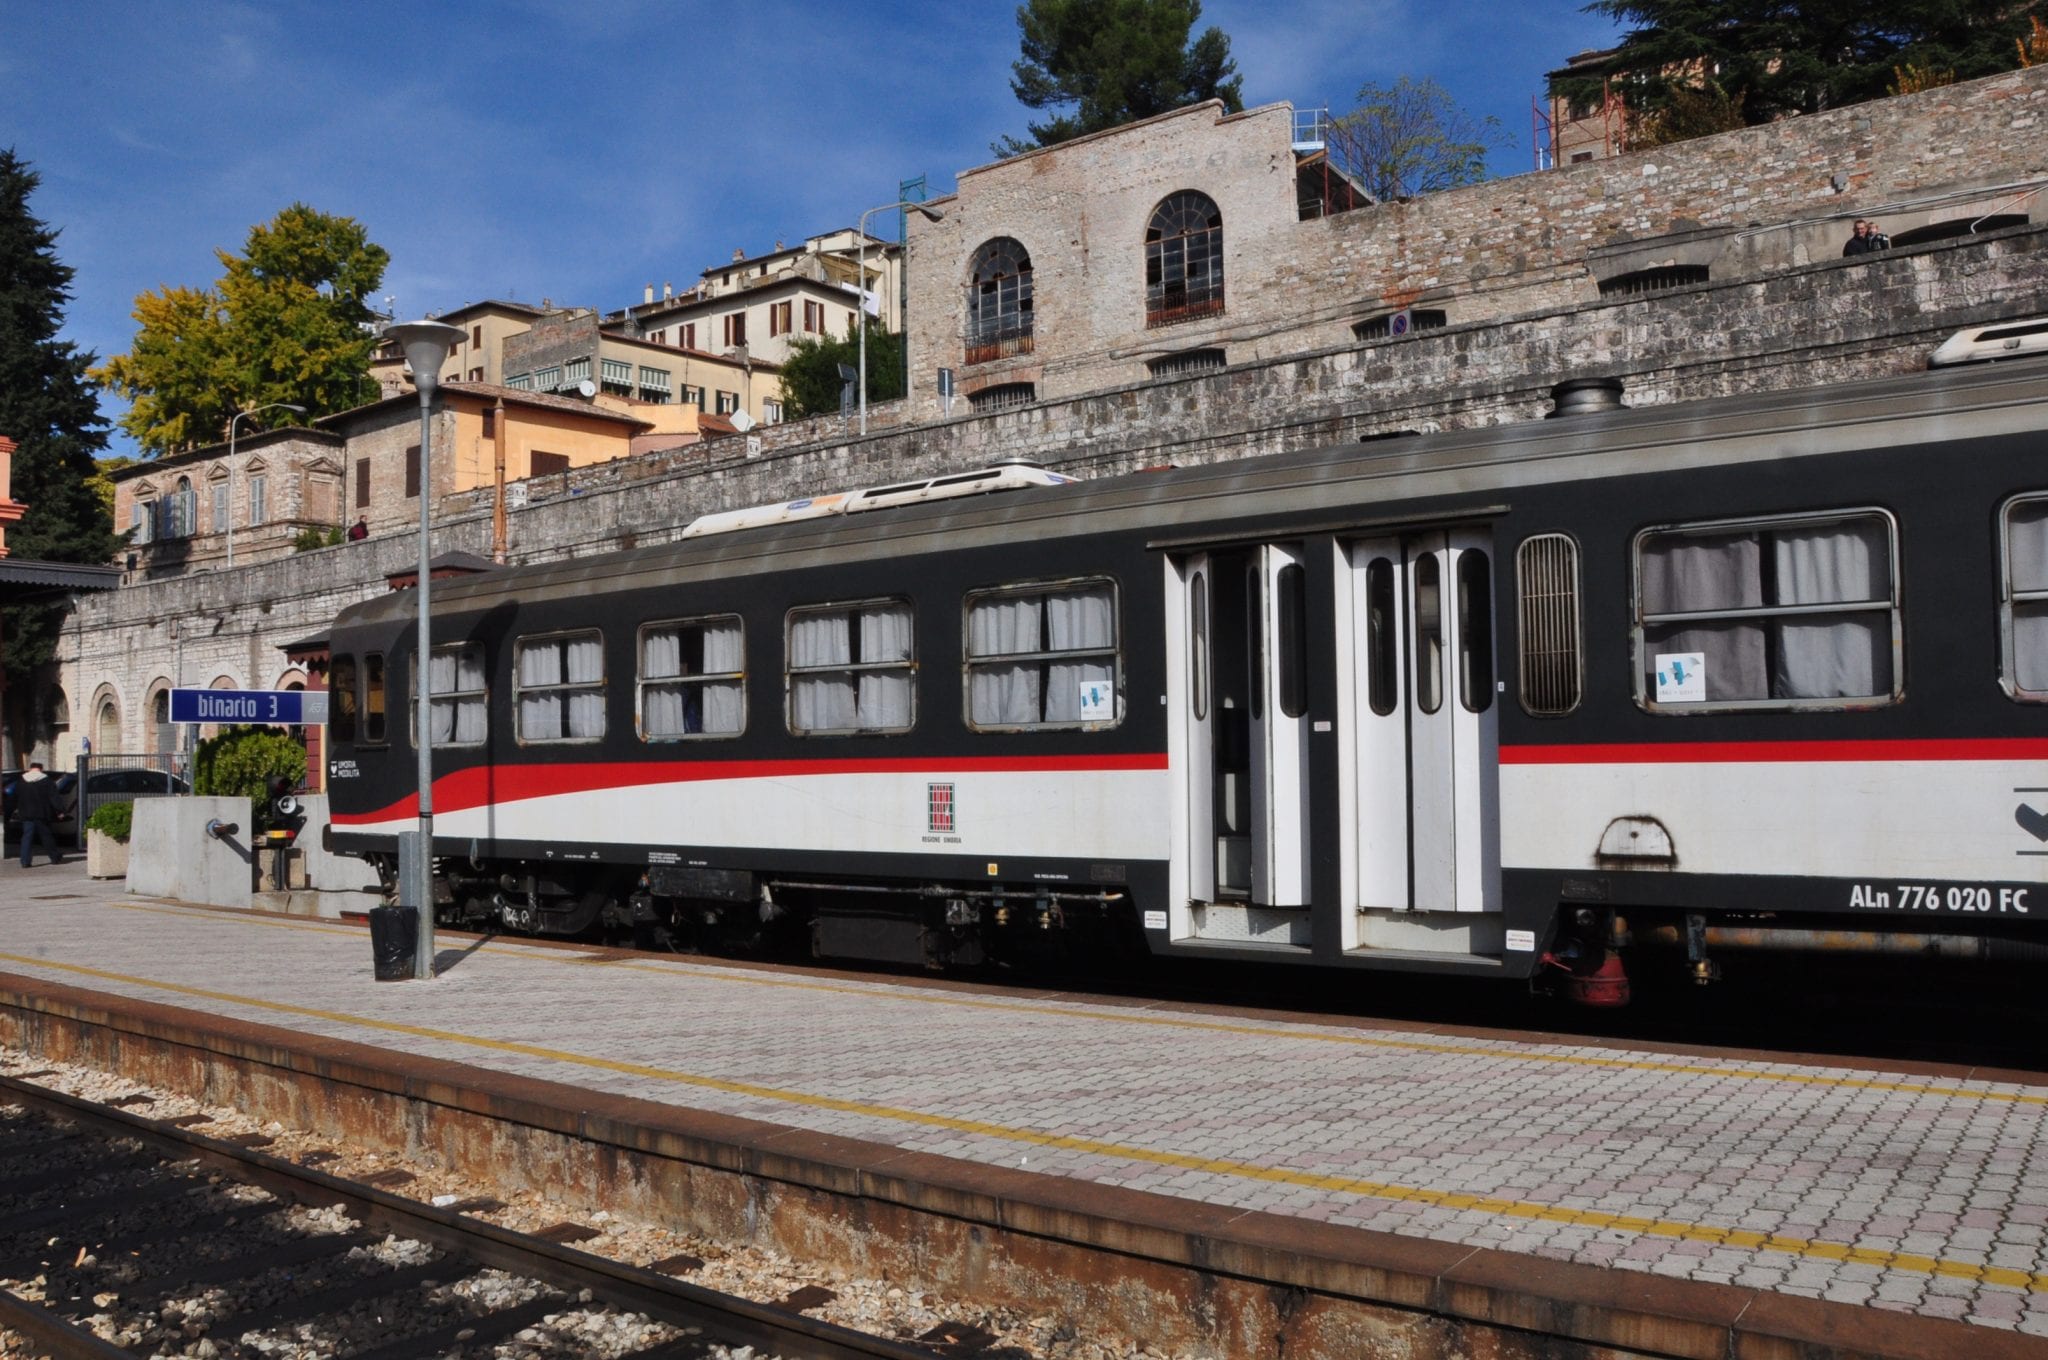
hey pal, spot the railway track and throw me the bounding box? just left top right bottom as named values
left=0, top=1073, right=942, bottom=1360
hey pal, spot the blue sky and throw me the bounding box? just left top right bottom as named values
left=5, top=1, right=1619, bottom=458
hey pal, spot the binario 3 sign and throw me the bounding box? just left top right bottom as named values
left=169, top=688, right=329, bottom=726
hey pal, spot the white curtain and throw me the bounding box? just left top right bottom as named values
left=516, top=636, right=603, bottom=739
left=860, top=606, right=912, bottom=663
left=643, top=629, right=682, bottom=680
left=1047, top=589, right=1114, bottom=722
left=519, top=641, right=562, bottom=687
left=857, top=605, right=912, bottom=728
left=968, top=597, right=1041, bottom=725
left=2011, top=502, right=2048, bottom=691
left=790, top=611, right=853, bottom=732
left=1642, top=531, right=1767, bottom=702
left=1772, top=522, right=1889, bottom=698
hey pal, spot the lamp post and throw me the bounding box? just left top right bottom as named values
left=224, top=402, right=305, bottom=568
left=856, top=198, right=944, bottom=435
left=383, top=319, right=464, bottom=980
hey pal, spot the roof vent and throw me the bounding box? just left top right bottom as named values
left=1548, top=377, right=1627, bottom=418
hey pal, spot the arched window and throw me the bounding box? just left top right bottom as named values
left=148, top=685, right=172, bottom=755
left=965, top=238, right=1033, bottom=364
left=1145, top=191, right=1224, bottom=327
left=95, top=696, right=121, bottom=754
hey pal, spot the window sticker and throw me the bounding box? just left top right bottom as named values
left=1076, top=679, right=1114, bottom=721
left=1654, top=652, right=1706, bottom=703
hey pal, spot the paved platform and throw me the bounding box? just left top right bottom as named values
left=3, top=859, right=2048, bottom=1349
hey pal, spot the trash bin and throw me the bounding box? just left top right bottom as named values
left=369, top=905, right=418, bottom=981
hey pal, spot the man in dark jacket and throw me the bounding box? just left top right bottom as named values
left=1842, top=219, right=1890, bottom=256
left=15, top=762, right=63, bottom=867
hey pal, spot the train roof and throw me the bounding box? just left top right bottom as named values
left=332, top=355, right=2048, bottom=631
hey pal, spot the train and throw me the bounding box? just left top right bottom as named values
left=324, top=351, right=2048, bottom=1003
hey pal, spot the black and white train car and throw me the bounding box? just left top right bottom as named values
left=325, top=356, right=2048, bottom=999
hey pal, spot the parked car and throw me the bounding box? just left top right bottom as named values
left=4, top=767, right=188, bottom=842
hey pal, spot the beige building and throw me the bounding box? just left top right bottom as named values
left=369, top=299, right=564, bottom=391
left=608, top=228, right=906, bottom=369
left=112, top=384, right=651, bottom=577
left=498, top=310, right=785, bottom=426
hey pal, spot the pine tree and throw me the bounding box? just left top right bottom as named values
left=0, top=148, right=117, bottom=711
left=995, top=0, right=1243, bottom=156
left=1555, top=0, right=2048, bottom=136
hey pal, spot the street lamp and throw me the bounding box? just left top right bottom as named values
left=383, top=318, right=464, bottom=980
left=224, top=402, right=305, bottom=568
left=856, top=198, right=944, bottom=435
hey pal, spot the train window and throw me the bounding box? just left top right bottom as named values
left=362, top=653, right=387, bottom=744
left=330, top=656, right=358, bottom=744
left=2001, top=493, right=2048, bottom=700
left=1635, top=509, right=1899, bottom=710
left=1365, top=558, right=1397, bottom=716
left=1414, top=554, right=1444, bottom=714
left=787, top=600, right=915, bottom=735
left=514, top=630, right=607, bottom=742
left=964, top=580, right=1119, bottom=730
left=413, top=642, right=486, bottom=747
left=1457, top=549, right=1494, bottom=714
left=640, top=616, right=745, bottom=739
left=1276, top=563, right=1307, bottom=718
left=1515, top=534, right=1582, bottom=716
left=1191, top=571, right=1209, bottom=721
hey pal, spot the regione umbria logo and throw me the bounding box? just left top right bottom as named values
left=928, top=783, right=956, bottom=834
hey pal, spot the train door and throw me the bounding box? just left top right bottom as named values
left=1348, top=530, right=1499, bottom=918
left=1176, top=544, right=1313, bottom=945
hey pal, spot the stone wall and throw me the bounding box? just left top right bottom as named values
left=903, top=66, right=2048, bottom=419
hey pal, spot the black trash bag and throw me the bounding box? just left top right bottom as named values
left=368, top=905, right=418, bottom=981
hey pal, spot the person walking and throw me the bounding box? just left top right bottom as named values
left=15, top=762, right=63, bottom=867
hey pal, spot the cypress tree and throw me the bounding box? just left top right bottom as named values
left=0, top=148, right=118, bottom=737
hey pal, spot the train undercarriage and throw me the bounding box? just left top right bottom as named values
left=367, top=851, right=1144, bottom=973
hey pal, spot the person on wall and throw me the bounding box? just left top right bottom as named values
left=15, top=762, right=63, bottom=868
left=1843, top=219, right=1891, bottom=256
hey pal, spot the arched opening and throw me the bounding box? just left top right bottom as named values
left=1146, top=191, right=1224, bottom=327
left=965, top=237, right=1034, bottom=364
left=95, top=695, right=121, bottom=755
left=1889, top=214, right=2028, bottom=247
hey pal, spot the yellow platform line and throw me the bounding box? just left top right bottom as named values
left=98, top=900, right=2048, bottom=1111
left=0, top=947, right=2042, bottom=1296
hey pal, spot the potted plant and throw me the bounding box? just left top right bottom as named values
left=84, top=799, right=133, bottom=880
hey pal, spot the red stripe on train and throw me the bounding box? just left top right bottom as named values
left=1500, top=737, right=2048, bottom=765
left=332, top=751, right=1171, bottom=826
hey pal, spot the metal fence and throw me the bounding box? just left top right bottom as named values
left=69, top=752, right=191, bottom=847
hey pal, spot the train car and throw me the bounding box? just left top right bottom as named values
left=324, top=355, right=2048, bottom=1000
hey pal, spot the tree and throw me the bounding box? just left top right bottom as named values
left=1556, top=0, right=2048, bottom=136
left=0, top=149, right=118, bottom=725
left=777, top=320, right=904, bottom=420
left=1334, top=77, right=1507, bottom=202
left=995, top=0, right=1243, bottom=156
left=94, top=204, right=390, bottom=456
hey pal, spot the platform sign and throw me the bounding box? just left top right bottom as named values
left=169, top=688, right=327, bottom=726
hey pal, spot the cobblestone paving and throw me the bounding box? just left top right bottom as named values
left=3, top=867, right=2046, bottom=1335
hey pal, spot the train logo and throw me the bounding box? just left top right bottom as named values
left=929, top=784, right=956, bottom=835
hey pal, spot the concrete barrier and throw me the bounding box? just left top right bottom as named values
left=127, top=796, right=255, bottom=909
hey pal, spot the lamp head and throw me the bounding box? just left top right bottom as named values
left=911, top=203, right=944, bottom=224
left=383, top=320, right=466, bottom=400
